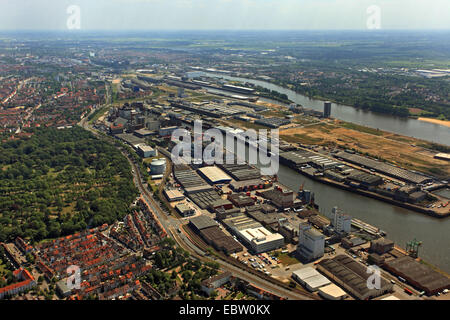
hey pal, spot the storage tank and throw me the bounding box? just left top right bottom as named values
left=150, top=159, right=166, bottom=175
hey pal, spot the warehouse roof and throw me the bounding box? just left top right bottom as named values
left=189, top=215, right=217, bottom=231
left=230, top=179, right=266, bottom=190
left=434, top=153, right=450, bottom=161
left=137, top=144, right=155, bottom=152
left=292, top=267, right=331, bottom=291
left=318, top=283, right=347, bottom=299
left=198, top=166, right=232, bottom=184
left=318, top=254, right=391, bottom=299
left=335, top=152, right=431, bottom=185
left=381, top=295, right=400, bottom=300
left=240, top=226, right=284, bottom=245
left=384, top=256, right=450, bottom=295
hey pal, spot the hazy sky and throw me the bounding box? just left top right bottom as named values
left=1, top=0, right=449, bottom=31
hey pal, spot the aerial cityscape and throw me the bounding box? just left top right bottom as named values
left=0, top=0, right=449, bottom=309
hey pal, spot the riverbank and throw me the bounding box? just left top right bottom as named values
left=277, top=157, right=449, bottom=219
left=418, top=117, right=450, bottom=128
left=190, top=71, right=450, bottom=146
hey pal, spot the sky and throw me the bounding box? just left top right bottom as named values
left=0, top=0, right=449, bottom=31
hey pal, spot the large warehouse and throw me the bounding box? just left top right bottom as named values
left=164, top=189, right=185, bottom=202
left=291, top=267, right=331, bottom=292
left=199, top=226, right=243, bottom=255
left=335, top=152, right=432, bottom=185
left=189, top=215, right=218, bottom=233
left=384, top=256, right=450, bottom=296
left=174, top=167, right=209, bottom=189
left=218, top=163, right=261, bottom=181
left=222, top=213, right=284, bottom=253
left=198, top=166, right=232, bottom=184
left=317, top=255, right=393, bottom=300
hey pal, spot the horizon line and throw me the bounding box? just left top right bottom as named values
left=1, top=28, right=450, bottom=33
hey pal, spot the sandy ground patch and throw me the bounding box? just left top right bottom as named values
left=280, top=124, right=450, bottom=177
left=418, top=117, right=450, bottom=128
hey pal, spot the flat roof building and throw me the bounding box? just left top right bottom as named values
left=189, top=215, right=218, bottom=232
left=164, top=189, right=185, bottom=202
left=434, top=153, right=450, bottom=161
left=384, top=256, right=450, bottom=296
left=137, top=144, right=157, bottom=158
left=292, top=267, right=331, bottom=292
left=318, top=283, right=348, bottom=300
left=175, top=203, right=195, bottom=217
left=370, top=238, right=394, bottom=255
left=199, top=226, right=243, bottom=255
left=317, top=254, right=393, bottom=300
left=222, top=213, right=284, bottom=253
left=198, top=166, right=232, bottom=185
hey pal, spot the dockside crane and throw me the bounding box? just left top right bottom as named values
left=406, top=238, right=422, bottom=258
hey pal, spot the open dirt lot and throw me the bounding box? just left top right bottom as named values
left=279, top=120, right=450, bottom=177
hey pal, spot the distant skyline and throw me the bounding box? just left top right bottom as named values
left=1, top=0, right=449, bottom=31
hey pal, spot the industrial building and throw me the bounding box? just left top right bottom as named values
left=228, top=193, right=256, bottom=208
left=198, top=166, right=232, bottom=185
left=229, top=179, right=270, bottom=192
left=164, top=189, right=185, bottom=202
left=175, top=203, right=195, bottom=217
left=434, top=153, right=450, bottom=161
left=323, top=101, right=332, bottom=118
left=245, top=209, right=280, bottom=231
left=280, top=150, right=339, bottom=170
left=174, top=167, right=210, bottom=189
left=187, top=189, right=223, bottom=210
left=257, top=186, right=295, bottom=209
left=317, top=255, right=393, bottom=300
left=255, top=117, right=291, bottom=128
left=219, top=163, right=261, bottom=181
left=307, top=215, right=330, bottom=230
left=115, top=133, right=145, bottom=149
left=134, top=128, right=154, bottom=138
left=227, top=101, right=267, bottom=112
left=330, top=207, right=351, bottom=234
left=347, top=171, right=383, bottom=187
left=335, top=151, right=431, bottom=185
left=222, top=84, right=255, bottom=95
left=383, top=256, right=450, bottom=296
left=189, top=215, right=218, bottom=233
left=222, top=213, right=284, bottom=253
left=158, top=126, right=178, bottom=137
left=340, top=236, right=367, bottom=249
left=370, top=238, right=394, bottom=254
left=199, top=226, right=243, bottom=255
left=297, top=222, right=325, bottom=262
left=209, top=199, right=234, bottom=211
left=291, top=267, right=331, bottom=292
left=170, top=101, right=252, bottom=118
left=318, top=283, right=348, bottom=300
left=137, top=144, right=157, bottom=158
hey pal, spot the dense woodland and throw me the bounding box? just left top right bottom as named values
left=0, top=127, right=138, bottom=243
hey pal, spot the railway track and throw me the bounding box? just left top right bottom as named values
left=181, top=224, right=318, bottom=300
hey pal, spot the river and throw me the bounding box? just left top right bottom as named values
left=220, top=133, right=450, bottom=273
left=186, top=71, right=450, bottom=273
left=187, top=71, right=450, bottom=146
